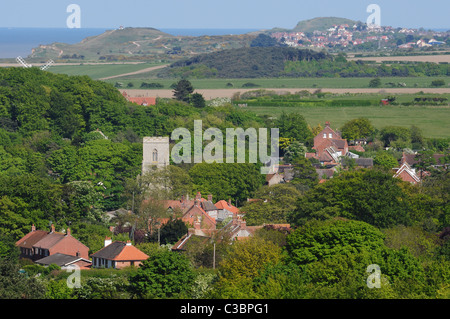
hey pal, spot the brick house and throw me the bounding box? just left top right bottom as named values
left=16, top=224, right=89, bottom=261
left=393, top=162, right=421, bottom=184
left=91, top=238, right=149, bottom=269
left=309, top=121, right=349, bottom=165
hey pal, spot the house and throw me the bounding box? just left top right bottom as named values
left=91, top=238, right=149, bottom=269
left=35, top=253, right=91, bottom=269
left=393, top=162, right=421, bottom=184
left=16, top=225, right=89, bottom=261
left=122, top=92, right=156, bottom=106
left=311, top=121, right=349, bottom=165
left=182, top=200, right=217, bottom=234
left=215, top=199, right=240, bottom=221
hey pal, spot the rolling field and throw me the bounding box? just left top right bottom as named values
left=246, top=104, right=450, bottom=139
left=106, top=76, right=450, bottom=90
left=48, top=62, right=166, bottom=80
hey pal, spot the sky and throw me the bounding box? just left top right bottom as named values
left=0, top=0, right=449, bottom=30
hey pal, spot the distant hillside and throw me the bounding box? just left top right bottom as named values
left=29, top=27, right=256, bottom=62
left=292, top=17, right=359, bottom=32
left=157, top=47, right=332, bottom=78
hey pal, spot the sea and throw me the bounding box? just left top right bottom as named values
left=0, top=27, right=260, bottom=59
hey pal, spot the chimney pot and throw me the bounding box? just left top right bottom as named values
left=31, top=224, right=36, bottom=232
left=50, top=224, right=55, bottom=233
left=66, top=228, right=71, bottom=236
left=196, top=191, right=202, bottom=201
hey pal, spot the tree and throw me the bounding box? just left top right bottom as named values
left=128, top=250, right=195, bottom=298
left=373, top=151, right=398, bottom=170
left=242, top=184, right=302, bottom=225
left=340, top=118, right=374, bottom=141
left=289, top=169, right=412, bottom=228
left=173, top=79, right=194, bottom=103
left=190, top=92, right=206, bottom=108
left=290, top=157, right=319, bottom=190
left=369, top=77, right=382, bottom=88
left=211, top=237, right=282, bottom=298
left=380, top=126, right=411, bottom=148
left=282, top=141, right=307, bottom=163
left=157, top=219, right=188, bottom=245
left=285, top=218, right=386, bottom=265
left=189, top=163, right=264, bottom=204
left=0, top=258, right=46, bottom=299
left=276, top=112, right=313, bottom=145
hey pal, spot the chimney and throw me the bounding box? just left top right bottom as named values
left=126, top=240, right=132, bottom=246
left=50, top=224, right=55, bottom=233
left=207, top=194, right=212, bottom=202
left=66, top=228, right=71, bottom=236
left=228, top=198, right=232, bottom=206
left=196, top=191, right=202, bottom=201
left=194, top=199, right=199, bottom=207
left=104, top=236, right=112, bottom=247
left=325, top=121, right=331, bottom=127
left=31, top=224, right=36, bottom=232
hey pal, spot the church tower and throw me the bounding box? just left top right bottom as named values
left=142, top=137, right=169, bottom=174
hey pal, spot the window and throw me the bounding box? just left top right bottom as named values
left=152, top=149, right=158, bottom=162
left=323, top=133, right=326, bottom=138
left=329, top=133, right=332, bottom=138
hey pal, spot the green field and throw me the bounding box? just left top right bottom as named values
left=103, top=76, right=449, bottom=89
left=49, top=62, right=165, bottom=80
left=246, top=104, right=450, bottom=139
left=47, top=63, right=450, bottom=89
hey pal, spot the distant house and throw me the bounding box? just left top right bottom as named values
left=310, top=121, right=349, bottom=165
left=91, top=238, right=149, bottom=269
left=35, top=253, right=91, bottom=269
left=16, top=225, right=89, bottom=262
left=122, top=92, right=156, bottom=106
left=393, top=162, right=421, bottom=184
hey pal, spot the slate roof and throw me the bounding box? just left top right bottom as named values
left=35, top=253, right=91, bottom=267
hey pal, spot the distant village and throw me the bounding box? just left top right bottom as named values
left=270, top=23, right=449, bottom=49
left=15, top=120, right=447, bottom=271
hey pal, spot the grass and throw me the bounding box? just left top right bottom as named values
left=48, top=62, right=165, bottom=80
left=246, top=104, right=450, bottom=139
left=104, top=76, right=450, bottom=90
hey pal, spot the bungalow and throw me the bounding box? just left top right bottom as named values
left=16, top=225, right=89, bottom=261
left=91, top=238, right=149, bottom=269
left=35, top=253, right=91, bottom=270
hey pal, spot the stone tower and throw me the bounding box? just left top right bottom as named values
left=142, top=137, right=170, bottom=174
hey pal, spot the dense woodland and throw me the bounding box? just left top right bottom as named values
left=156, top=47, right=450, bottom=79
left=0, top=68, right=449, bottom=299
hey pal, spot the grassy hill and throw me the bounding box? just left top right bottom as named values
left=29, top=27, right=256, bottom=63
left=292, top=17, right=359, bottom=32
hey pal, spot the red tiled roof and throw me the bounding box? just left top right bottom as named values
left=16, top=230, right=48, bottom=249
left=112, top=243, right=149, bottom=261
left=215, top=200, right=240, bottom=214
left=126, top=97, right=156, bottom=106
